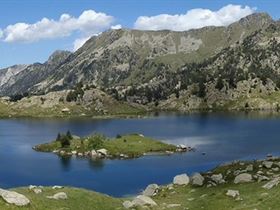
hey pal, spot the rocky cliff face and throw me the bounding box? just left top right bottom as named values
left=0, top=13, right=278, bottom=111
left=0, top=65, right=27, bottom=87
left=0, top=50, right=71, bottom=96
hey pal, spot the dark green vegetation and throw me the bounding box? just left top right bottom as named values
left=34, top=133, right=177, bottom=158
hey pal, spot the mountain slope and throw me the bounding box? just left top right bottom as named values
left=158, top=20, right=280, bottom=110
left=0, top=13, right=273, bottom=97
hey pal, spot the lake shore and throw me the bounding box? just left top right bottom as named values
left=2, top=156, right=280, bottom=209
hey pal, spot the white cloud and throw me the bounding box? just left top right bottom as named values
left=111, top=24, right=122, bottom=30
left=73, top=24, right=122, bottom=51
left=134, top=4, right=256, bottom=31
left=1, top=10, right=115, bottom=44
left=73, top=36, right=92, bottom=51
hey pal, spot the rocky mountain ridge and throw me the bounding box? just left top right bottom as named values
left=0, top=13, right=279, bottom=113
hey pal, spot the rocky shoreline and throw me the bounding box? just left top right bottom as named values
left=122, top=155, right=280, bottom=209
left=33, top=133, right=194, bottom=160
left=50, top=143, right=193, bottom=159
left=2, top=156, right=280, bottom=209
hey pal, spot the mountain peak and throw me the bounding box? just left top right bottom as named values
left=237, top=12, right=273, bottom=26
left=47, top=50, right=72, bottom=65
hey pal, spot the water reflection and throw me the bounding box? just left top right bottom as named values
left=1, top=111, right=280, bottom=196
left=88, top=159, right=105, bottom=170
left=60, top=156, right=72, bottom=171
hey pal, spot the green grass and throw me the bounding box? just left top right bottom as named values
left=0, top=90, right=146, bottom=119
left=34, top=134, right=177, bottom=158
left=152, top=181, right=280, bottom=210
left=3, top=181, right=280, bottom=210
left=0, top=187, right=124, bottom=210
left=3, top=180, right=280, bottom=210
left=103, top=134, right=176, bottom=157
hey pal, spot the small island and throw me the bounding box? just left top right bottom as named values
left=33, top=132, right=192, bottom=159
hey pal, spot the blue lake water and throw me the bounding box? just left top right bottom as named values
left=1, top=112, right=280, bottom=197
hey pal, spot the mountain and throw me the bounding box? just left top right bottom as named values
left=159, top=20, right=280, bottom=110
left=0, top=13, right=273, bottom=96
left=0, top=13, right=279, bottom=114
left=0, top=50, right=71, bottom=96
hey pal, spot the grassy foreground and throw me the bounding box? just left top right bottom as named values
left=2, top=183, right=278, bottom=210
left=0, top=187, right=124, bottom=210
left=34, top=133, right=178, bottom=158
left=2, top=159, right=280, bottom=209
left=152, top=181, right=278, bottom=210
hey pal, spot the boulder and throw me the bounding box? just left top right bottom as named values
left=166, top=204, right=182, bottom=208
left=28, top=185, right=42, bottom=194
left=258, top=175, right=270, bottom=182
left=211, top=174, right=225, bottom=184
left=52, top=185, right=63, bottom=189
left=257, top=170, right=264, bottom=175
left=233, top=170, right=241, bottom=176
left=234, top=173, right=252, bottom=184
left=0, top=189, right=30, bottom=206
left=191, top=173, right=204, bottom=186
left=97, top=149, right=108, bottom=156
left=226, top=190, right=240, bottom=198
left=47, top=192, right=68, bottom=200
left=177, top=144, right=187, bottom=150
left=132, top=195, right=157, bottom=207
left=142, top=184, right=159, bottom=197
left=246, top=164, right=254, bottom=172
left=90, top=150, right=98, bottom=157
left=173, top=174, right=190, bottom=185
left=123, top=200, right=135, bottom=209
left=119, top=153, right=129, bottom=158
left=274, top=162, right=280, bottom=167
left=263, top=161, right=273, bottom=169
left=33, top=188, right=42, bottom=194
left=262, top=177, right=280, bottom=189
left=272, top=167, right=279, bottom=172
left=28, top=185, right=37, bottom=190
left=167, top=184, right=174, bottom=190
left=61, top=108, right=70, bottom=113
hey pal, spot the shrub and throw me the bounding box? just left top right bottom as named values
left=66, top=82, right=85, bottom=102
left=56, top=133, right=62, bottom=141
left=175, top=89, right=180, bottom=98
left=215, top=77, right=224, bottom=90
left=88, top=134, right=105, bottom=150
left=60, top=135, right=71, bottom=148
left=66, top=130, right=73, bottom=140
left=197, top=81, right=206, bottom=98
left=56, top=132, right=71, bottom=148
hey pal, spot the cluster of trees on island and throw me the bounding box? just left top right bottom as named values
left=55, top=130, right=105, bottom=151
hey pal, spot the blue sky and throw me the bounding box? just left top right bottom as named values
left=0, top=0, right=279, bottom=68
